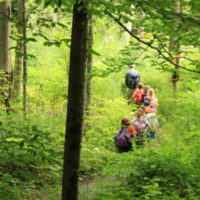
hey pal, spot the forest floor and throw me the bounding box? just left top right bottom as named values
left=22, top=185, right=61, bottom=200
left=22, top=178, right=97, bottom=200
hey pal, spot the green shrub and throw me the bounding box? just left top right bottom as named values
left=93, top=139, right=200, bottom=200
left=0, top=112, right=63, bottom=199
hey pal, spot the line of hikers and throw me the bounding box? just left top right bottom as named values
left=115, top=64, right=159, bottom=153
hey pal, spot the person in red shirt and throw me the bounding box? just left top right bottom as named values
left=132, top=82, right=144, bottom=105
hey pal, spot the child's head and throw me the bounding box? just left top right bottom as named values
left=144, top=85, right=150, bottom=94
left=147, top=88, right=155, bottom=98
left=135, top=108, right=144, bottom=118
left=143, top=99, right=150, bottom=106
left=121, top=117, right=131, bottom=126
left=137, top=82, right=144, bottom=90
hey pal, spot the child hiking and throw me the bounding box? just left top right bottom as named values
left=133, top=108, right=151, bottom=146
left=142, top=85, right=150, bottom=104
left=143, top=99, right=154, bottom=114
left=114, top=117, right=137, bottom=153
left=132, top=82, right=144, bottom=105
left=146, top=88, right=159, bottom=113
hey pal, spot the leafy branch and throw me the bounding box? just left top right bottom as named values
left=105, top=10, right=200, bottom=74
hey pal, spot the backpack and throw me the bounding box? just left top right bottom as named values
left=145, top=113, right=158, bottom=131
left=144, top=106, right=154, bottom=113
left=134, top=90, right=144, bottom=105
left=114, top=127, right=131, bottom=150
left=125, top=73, right=139, bottom=89
left=133, top=119, right=147, bottom=135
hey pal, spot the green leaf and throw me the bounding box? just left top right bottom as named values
left=44, top=0, right=53, bottom=8
left=25, top=37, right=37, bottom=43
left=20, top=141, right=25, bottom=148
left=57, top=0, right=62, bottom=7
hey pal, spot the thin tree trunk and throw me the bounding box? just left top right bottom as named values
left=22, top=0, right=27, bottom=117
left=170, top=1, right=181, bottom=92
left=123, top=4, right=133, bottom=44
left=13, top=0, right=24, bottom=99
left=83, top=14, right=93, bottom=134
left=62, top=1, right=88, bottom=200
left=0, top=0, right=12, bottom=112
left=138, top=11, right=145, bottom=38
left=131, top=2, right=145, bottom=39
left=85, top=14, right=93, bottom=114
left=171, top=54, right=180, bottom=92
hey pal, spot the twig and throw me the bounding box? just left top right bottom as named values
left=179, top=56, right=200, bottom=64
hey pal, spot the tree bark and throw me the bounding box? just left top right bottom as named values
left=22, top=0, right=27, bottom=117
left=13, top=0, right=24, bottom=98
left=85, top=14, right=93, bottom=114
left=62, top=1, right=88, bottom=200
left=171, top=54, right=180, bottom=92
left=0, top=0, right=12, bottom=112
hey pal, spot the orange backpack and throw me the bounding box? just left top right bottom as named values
left=144, top=106, right=153, bottom=113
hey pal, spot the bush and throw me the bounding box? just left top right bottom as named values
left=0, top=112, right=63, bottom=199
left=93, top=139, right=200, bottom=200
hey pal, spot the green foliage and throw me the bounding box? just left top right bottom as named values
left=80, top=96, right=132, bottom=174
left=80, top=63, right=200, bottom=200
left=1, top=0, right=200, bottom=199
left=0, top=112, right=63, bottom=199
left=93, top=139, right=200, bottom=199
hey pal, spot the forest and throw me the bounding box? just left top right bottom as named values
left=0, top=0, right=200, bottom=199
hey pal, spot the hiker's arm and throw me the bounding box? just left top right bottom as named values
left=155, top=98, right=159, bottom=106
left=132, top=91, right=136, bottom=103
left=147, top=124, right=152, bottom=129
left=145, top=119, right=151, bottom=129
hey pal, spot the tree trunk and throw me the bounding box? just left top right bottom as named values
left=170, top=1, right=181, bottom=92
left=62, top=1, right=88, bottom=200
left=85, top=14, right=93, bottom=114
left=0, top=0, right=12, bottom=112
left=83, top=14, right=93, bottom=134
left=13, top=0, right=24, bottom=99
left=171, top=54, right=180, bottom=92
left=22, top=0, right=27, bottom=117
left=123, top=5, right=134, bottom=43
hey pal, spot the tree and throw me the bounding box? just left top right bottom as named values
left=169, top=1, right=181, bottom=92
left=21, top=0, right=27, bottom=115
left=0, top=0, right=12, bottom=112
left=105, top=0, right=200, bottom=76
left=13, top=0, right=25, bottom=98
left=85, top=14, right=93, bottom=114
left=62, top=0, right=88, bottom=199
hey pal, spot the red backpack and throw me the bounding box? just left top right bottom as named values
left=133, top=90, right=144, bottom=105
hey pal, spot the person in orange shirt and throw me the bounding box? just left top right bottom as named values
left=143, top=99, right=154, bottom=114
